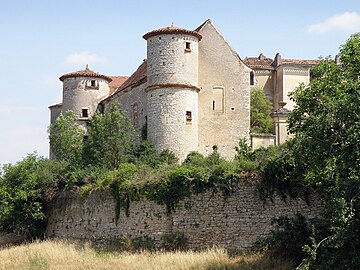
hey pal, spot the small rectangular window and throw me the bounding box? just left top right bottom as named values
left=185, top=42, right=191, bottom=52
left=82, top=108, right=89, bottom=118
left=250, top=72, right=255, bottom=86
left=91, top=80, right=96, bottom=87
left=186, top=111, right=192, bottom=124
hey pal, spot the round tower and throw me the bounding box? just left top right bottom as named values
left=143, top=25, right=202, bottom=161
left=59, top=66, right=112, bottom=127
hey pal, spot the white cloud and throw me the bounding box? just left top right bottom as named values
left=65, top=51, right=106, bottom=66
left=307, top=12, right=360, bottom=33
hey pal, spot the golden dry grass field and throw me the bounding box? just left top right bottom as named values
left=0, top=240, right=293, bottom=270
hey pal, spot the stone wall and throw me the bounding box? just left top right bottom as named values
left=197, top=21, right=251, bottom=159
left=147, top=87, right=199, bottom=161
left=46, top=176, right=322, bottom=250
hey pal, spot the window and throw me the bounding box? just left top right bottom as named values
left=86, top=80, right=98, bottom=89
left=132, top=103, right=139, bottom=127
left=82, top=108, right=89, bottom=118
left=185, top=42, right=191, bottom=52
left=212, top=87, right=224, bottom=113
left=250, top=72, right=255, bottom=86
left=186, top=111, right=192, bottom=124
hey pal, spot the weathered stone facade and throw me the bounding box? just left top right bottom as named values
left=49, top=19, right=318, bottom=160
left=46, top=176, right=322, bottom=250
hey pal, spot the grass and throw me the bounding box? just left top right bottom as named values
left=0, top=239, right=295, bottom=270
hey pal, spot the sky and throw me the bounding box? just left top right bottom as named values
left=0, top=0, right=359, bottom=165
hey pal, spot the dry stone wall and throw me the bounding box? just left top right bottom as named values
left=46, top=176, right=322, bottom=250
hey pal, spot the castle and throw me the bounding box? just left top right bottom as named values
left=49, top=19, right=317, bottom=161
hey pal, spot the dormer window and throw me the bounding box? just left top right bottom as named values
left=185, top=42, right=191, bottom=52
left=86, top=80, right=99, bottom=89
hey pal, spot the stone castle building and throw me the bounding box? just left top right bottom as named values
left=49, top=19, right=317, bottom=161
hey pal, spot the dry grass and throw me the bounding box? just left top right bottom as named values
left=0, top=240, right=294, bottom=270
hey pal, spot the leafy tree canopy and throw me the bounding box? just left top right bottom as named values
left=250, top=88, right=273, bottom=134
left=83, top=104, right=138, bottom=169
left=49, top=111, right=85, bottom=167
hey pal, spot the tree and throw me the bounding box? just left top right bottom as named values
left=285, top=34, right=360, bottom=269
left=0, top=154, right=66, bottom=237
left=49, top=111, right=85, bottom=167
left=250, top=88, right=273, bottom=133
left=84, top=104, right=137, bottom=169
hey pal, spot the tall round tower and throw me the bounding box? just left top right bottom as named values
left=143, top=25, right=202, bottom=161
left=59, top=66, right=112, bottom=127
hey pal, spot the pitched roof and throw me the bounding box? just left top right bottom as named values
left=49, top=103, right=62, bottom=109
left=108, top=76, right=129, bottom=94
left=59, top=66, right=112, bottom=82
left=243, top=56, right=274, bottom=70
left=143, top=25, right=202, bottom=40
left=244, top=53, right=319, bottom=70
left=111, top=60, right=147, bottom=97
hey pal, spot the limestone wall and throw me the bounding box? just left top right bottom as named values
left=146, top=87, right=199, bottom=161
left=197, top=21, right=251, bottom=159
left=46, top=176, right=322, bottom=250
left=62, top=77, right=110, bottom=121
left=146, top=34, right=199, bottom=87
left=106, top=83, right=148, bottom=132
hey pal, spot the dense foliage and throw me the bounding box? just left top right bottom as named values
left=49, top=111, right=85, bottom=167
left=250, top=88, right=273, bottom=133
left=0, top=154, right=66, bottom=237
left=83, top=105, right=137, bottom=169
left=259, top=34, right=360, bottom=269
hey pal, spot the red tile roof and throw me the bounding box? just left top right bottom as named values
left=59, top=66, right=112, bottom=82
left=243, top=57, right=274, bottom=70
left=108, top=76, right=129, bottom=94
left=143, top=26, right=202, bottom=40
left=112, top=60, right=147, bottom=96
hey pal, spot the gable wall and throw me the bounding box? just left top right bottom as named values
left=197, top=22, right=250, bottom=159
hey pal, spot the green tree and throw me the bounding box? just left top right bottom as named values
left=84, top=104, right=137, bottom=169
left=0, top=154, right=66, bottom=237
left=283, top=34, right=360, bottom=269
left=49, top=111, right=85, bottom=167
left=250, top=88, right=273, bottom=133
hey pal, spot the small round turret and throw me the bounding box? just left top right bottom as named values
left=59, top=66, right=111, bottom=126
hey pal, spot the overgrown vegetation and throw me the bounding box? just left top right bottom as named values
left=258, top=34, right=360, bottom=269
left=1, top=34, right=359, bottom=268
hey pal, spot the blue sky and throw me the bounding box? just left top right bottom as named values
left=0, top=0, right=359, bottom=165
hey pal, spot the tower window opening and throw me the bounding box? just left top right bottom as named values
left=185, top=42, right=191, bottom=52
left=250, top=72, right=255, bottom=85
left=212, top=101, right=215, bottom=110
left=186, top=111, right=192, bottom=124
left=82, top=108, right=89, bottom=118
left=91, top=80, right=96, bottom=87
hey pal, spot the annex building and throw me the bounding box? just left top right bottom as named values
left=49, top=19, right=317, bottom=161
